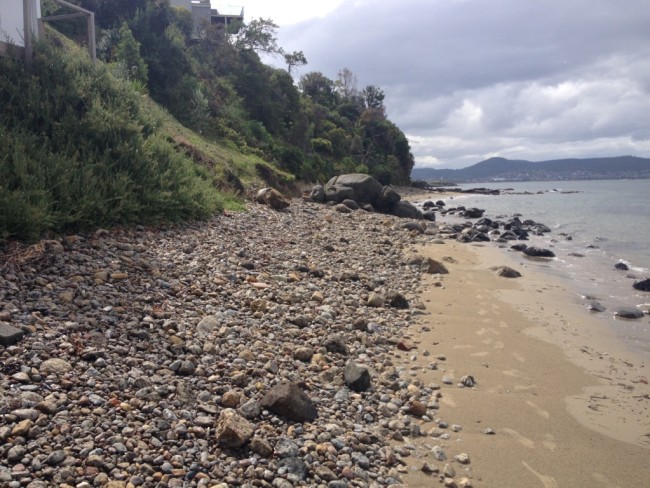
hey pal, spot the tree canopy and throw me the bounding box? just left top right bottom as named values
left=48, top=0, right=414, bottom=184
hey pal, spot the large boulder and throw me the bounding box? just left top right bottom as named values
left=325, top=185, right=355, bottom=203
left=326, top=174, right=383, bottom=204
left=376, top=185, right=401, bottom=210
left=391, top=201, right=423, bottom=219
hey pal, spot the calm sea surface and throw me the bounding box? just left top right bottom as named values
left=438, top=179, right=650, bottom=356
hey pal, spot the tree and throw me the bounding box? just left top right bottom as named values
left=299, top=71, right=338, bottom=108
left=284, top=50, right=307, bottom=75
left=362, top=84, right=385, bottom=111
left=115, top=22, right=148, bottom=84
left=231, top=18, right=281, bottom=55
left=336, top=67, right=358, bottom=99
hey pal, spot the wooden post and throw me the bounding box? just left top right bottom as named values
left=23, top=0, right=35, bottom=65
left=87, top=12, right=96, bottom=61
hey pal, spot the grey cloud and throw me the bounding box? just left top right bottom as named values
left=272, top=0, right=650, bottom=167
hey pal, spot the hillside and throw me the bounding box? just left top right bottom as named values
left=1, top=0, right=414, bottom=243
left=411, top=156, right=650, bottom=183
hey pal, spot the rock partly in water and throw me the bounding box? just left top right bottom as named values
left=522, top=246, right=556, bottom=258
left=633, top=278, right=650, bottom=292
left=614, top=308, right=644, bottom=319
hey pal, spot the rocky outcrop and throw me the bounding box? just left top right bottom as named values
left=326, top=174, right=383, bottom=204
left=311, top=174, right=422, bottom=220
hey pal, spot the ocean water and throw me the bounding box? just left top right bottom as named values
left=434, top=179, right=650, bottom=356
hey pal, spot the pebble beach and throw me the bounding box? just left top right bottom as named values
left=1, top=190, right=649, bottom=487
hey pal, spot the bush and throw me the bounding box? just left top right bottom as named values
left=0, top=42, right=222, bottom=243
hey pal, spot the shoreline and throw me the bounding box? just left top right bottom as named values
left=400, top=241, right=650, bottom=486
left=398, top=191, right=650, bottom=486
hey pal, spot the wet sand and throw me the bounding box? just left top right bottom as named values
left=396, top=233, right=650, bottom=486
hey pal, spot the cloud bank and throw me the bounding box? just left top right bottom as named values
left=270, top=0, right=650, bottom=168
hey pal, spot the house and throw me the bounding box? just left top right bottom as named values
left=0, top=0, right=41, bottom=59
left=170, top=0, right=244, bottom=38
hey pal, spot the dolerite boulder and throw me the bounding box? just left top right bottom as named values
left=511, top=243, right=528, bottom=252
left=391, top=201, right=423, bottom=219
left=376, top=185, right=401, bottom=210
left=633, top=278, right=650, bottom=292
left=614, top=307, right=644, bottom=319
left=326, top=174, right=383, bottom=204
left=260, top=382, right=318, bottom=422
left=462, top=207, right=485, bottom=219
left=423, top=211, right=436, bottom=222
left=215, top=408, right=254, bottom=447
left=344, top=360, right=371, bottom=392
left=491, top=266, right=522, bottom=278
left=326, top=185, right=355, bottom=203
left=255, top=188, right=290, bottom=210
left=522, top=247, right=556, bottom=258
left=614, top=262, right=629, bottom=271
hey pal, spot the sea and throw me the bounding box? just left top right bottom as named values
left=432, top=179, right=650, bottom=357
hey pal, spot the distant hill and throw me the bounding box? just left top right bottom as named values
left=411, top=156, right=650, bottom=183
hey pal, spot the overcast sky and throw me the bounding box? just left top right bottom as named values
left=224, top=0, right=650, bottom=169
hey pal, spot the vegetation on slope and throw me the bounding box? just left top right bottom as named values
left=1, top=0, right=414, bottom=243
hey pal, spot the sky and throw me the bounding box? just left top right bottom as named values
left=220, top=0, right=650, bottom=169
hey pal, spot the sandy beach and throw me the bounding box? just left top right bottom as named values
left=398, top=190, right=650, bottom=487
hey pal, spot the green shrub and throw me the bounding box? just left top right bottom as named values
left=0, top=42, right=222, bottom=243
